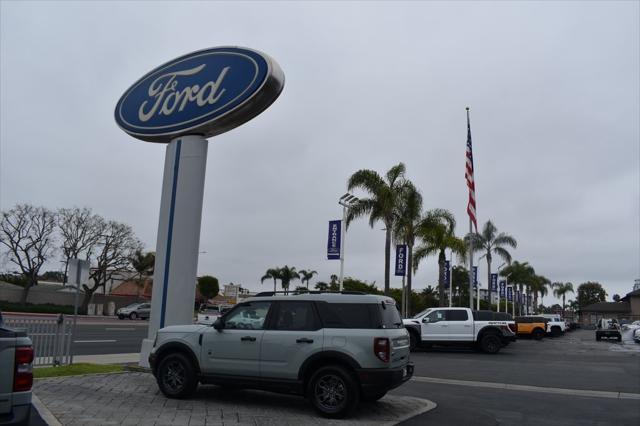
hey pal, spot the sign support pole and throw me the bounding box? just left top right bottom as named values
left=339, top=205, right=347, bottom=291
left=139, top=135, right=208, bottom=367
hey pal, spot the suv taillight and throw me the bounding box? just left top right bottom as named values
left=508, top=323, right=517, bottom=333
left=374, top=337, right=390, bottom=363
left=14, top=346, right=34, bottom=392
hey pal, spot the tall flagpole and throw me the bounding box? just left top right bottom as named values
left=469, top=218, right=473, bottom=309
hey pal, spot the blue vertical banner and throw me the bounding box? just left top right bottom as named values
left=499, top=280, right=506, bottom=298
left=395, top=245, right=407, bottom=276
left=444, top=260, right=451, bottom=289
left=327, top=220, right=341, bottom=260
left=507, top=286, right=513, bottom=302
left=490, top=273, right=498, bottom=292
left=472, top=266, right=478, bottom=289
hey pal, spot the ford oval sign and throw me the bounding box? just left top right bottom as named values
left=115, top=47, right=284, bottom=143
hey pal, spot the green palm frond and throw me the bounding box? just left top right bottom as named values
left=347, top=169, right=385, bottom=194
left=385, top=163, right=406, bottom=186
left=493, top=233, right=517, bottom=249
left=493, top=246, right=513, bottom=264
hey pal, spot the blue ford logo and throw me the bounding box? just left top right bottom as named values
left=115, top=47, right=284, bottom=143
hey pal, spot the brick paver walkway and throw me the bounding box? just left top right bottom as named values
left=34, top=372, right=435, bottom=426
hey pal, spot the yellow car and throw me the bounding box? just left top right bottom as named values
left=515, top=316, right=547, bottom=340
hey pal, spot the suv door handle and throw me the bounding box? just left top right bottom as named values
left=240, top=336, right=256, bottom=342
left=296, top=338, right=314, bottom=344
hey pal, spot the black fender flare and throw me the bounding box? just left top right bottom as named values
left=297, top=350, right=362, bottom=383
left=154, top=341, right=201, bottom=376
left=477, top=326, right=503, bottom=341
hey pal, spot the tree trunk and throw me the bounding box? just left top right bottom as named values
left=273, top=278, right=276, bottom=293
left=534, top=292, right=539, bottom=314
left=20, top=282, right=33, bottom=305
left=384, top=227, right=391, bottom=296
left=438, top=250, right=446, bottom=307
left=406, top=244, right=413, bottom=316
left=80, top=286, right=95, bottom=315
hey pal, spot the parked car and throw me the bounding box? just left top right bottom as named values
left=117, top=303, right=151, bottom=320
left=622, top=320, right=640, bottom=331
left=403, top=308, right=517, bottom=354
left=196, top=305, right=232, bottom=325
left=515, top=316, right=547, bottom=340
left=0, top=312, right=34, bottom=425
left=633, top=328, right=640, bottom=344
left=595, top=318, right=621, bottom=342
left=149, top=291, right=413, bottom=418
left=539, top=314, right=566, bottom=337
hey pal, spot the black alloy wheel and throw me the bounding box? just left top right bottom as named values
left=157, top=353, right=198, bottom=398
left=480, top=333, right=502, bottom=354
left=308, top=365, right=359, bottom=418
left=533, top=329, right=544, bottom=340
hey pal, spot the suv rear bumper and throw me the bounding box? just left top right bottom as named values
left=0, top=404, right=30, bottom=426
left=357, top=363, right=414, bottom=397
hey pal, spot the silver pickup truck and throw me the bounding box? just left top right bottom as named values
left=0, top=313, right=34, bottom=426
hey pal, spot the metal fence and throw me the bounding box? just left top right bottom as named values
left=4, top=315, right=73, bottom=366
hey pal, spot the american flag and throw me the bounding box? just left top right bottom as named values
left=465, top=108, right=478, bottom=232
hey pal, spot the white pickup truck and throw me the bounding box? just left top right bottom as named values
left=539, top=314, right=566, bottom=337
left=403, top=307, right=517, bottom=354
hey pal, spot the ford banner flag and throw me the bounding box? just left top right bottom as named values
left=395, top=245, right=407, bottom=276
left=444, top=260, right=451, bottom=289
left=327, top=220, right=341, bottom=260
left=499, top=280, right=506, bottom=298
left=472, top=266, right=478, bottom=289
left=490, top=273, right=498, bottom=292
left=507, top=286, right=513, bottom=302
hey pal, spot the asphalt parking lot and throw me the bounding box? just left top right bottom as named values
left=30, top=328, right=640, bottom=426
left=392, top=328, right=640, bottom=426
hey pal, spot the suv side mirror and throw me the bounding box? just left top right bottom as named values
left=213, top=318, right=224, bottom=331
left=422, top=317, right=430, bottom=323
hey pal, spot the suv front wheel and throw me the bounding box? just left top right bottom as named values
left=308, top=365, right=359, bottom=418
left=157, top=353, right=198, bottom=399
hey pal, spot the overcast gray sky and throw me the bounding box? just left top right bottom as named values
left=1, top=1, right=638, bottom=305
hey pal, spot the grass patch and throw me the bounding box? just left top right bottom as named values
left=34, top=363, right=124, bottom=378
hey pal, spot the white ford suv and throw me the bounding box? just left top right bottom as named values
left=149, top=292, right=413, bottom=418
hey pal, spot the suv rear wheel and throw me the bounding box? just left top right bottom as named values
left=532, top=328, right=545, bottom=340
left=157, top=353, right=198, bottom=398
left=129, top=312, right=138, bottom=320
left=308, top=365, right=359, bottom=418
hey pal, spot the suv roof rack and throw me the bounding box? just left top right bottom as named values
left=253, top=290, right=367, bottom=297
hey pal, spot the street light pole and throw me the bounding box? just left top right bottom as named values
left=338, top=193, right=359, bottom=291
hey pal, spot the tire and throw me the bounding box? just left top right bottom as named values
left=129, top=312, right=138, bottom=320
left=480, top=333, right=502, bottom=354
left=409, top=331, right=419, bottom=352
left=532, top=328, right=545, bottom=341
left=307, top=365, right=359, bottom=418
left=617, top=335, right=622, bottom=342
left=362, top=391, right=387, bottom=402
left=156, top=353, right=198, bottom=398
left=596, top=333, right=601, bottom=341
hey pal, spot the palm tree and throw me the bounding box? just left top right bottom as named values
left=346, top=163, right=412, bottom=295
left=130, top=250, right=155, bottom=299
left=261, top=268, right=281, bottom=292
left=529, top=274, right=550, bottom=314
left=552, top=282, right=574, bottom=316
left=500, top=261, right=535, bottom=315
left=467, top=220, right=517, bottom=306
left=392, top=182, right=422, bottom=315
left=279, top=265, right=299, bottom=294
left=413, top=209, right=467, bottom=307
left=298, top=269, right=318, bottom=289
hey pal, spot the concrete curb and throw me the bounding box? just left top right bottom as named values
left=384, top=397, right=437, bottom=426
left=32, top=393, right=63, bottom=426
